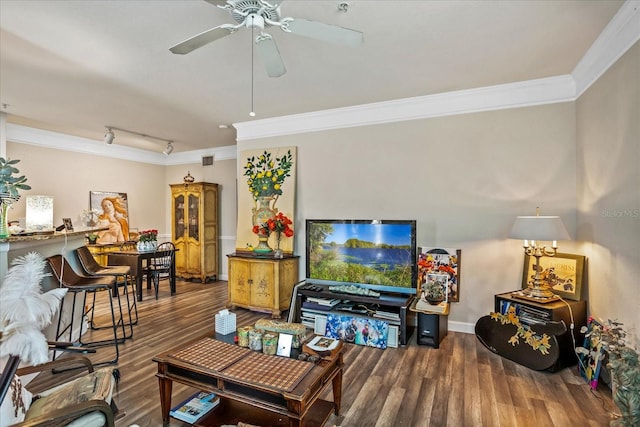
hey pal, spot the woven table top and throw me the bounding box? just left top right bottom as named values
left=169, top=338, right=249, bottom=372
left=220, top=350, right=314, bottom=392
left=167, top=337, right=314, bottom=393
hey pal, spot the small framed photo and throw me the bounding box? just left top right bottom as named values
left=522, top=253, right=586, bottom=301
left=276, top=333, right=293, bottom=357
left=62, top=218, right=73, bottom=231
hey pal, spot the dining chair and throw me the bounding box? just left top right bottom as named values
left=75, top=246, right=137, bottom=335
left=45, top=255, right=123, bottom=366
left=142, top=241, right=176, bottom=299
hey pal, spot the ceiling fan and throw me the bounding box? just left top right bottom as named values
left=169, top=0, right=364, bottom=77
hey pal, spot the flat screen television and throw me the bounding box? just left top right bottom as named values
left=305, top=219, right=417, bottom=295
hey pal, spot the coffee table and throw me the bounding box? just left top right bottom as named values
left=153, top=335, right=344, bottom=427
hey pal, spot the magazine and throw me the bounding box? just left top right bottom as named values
left=169, top=391, right=219, bottom=424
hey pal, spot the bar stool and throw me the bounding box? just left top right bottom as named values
left=75, top=246, right=137, bottom=337
left=45, top=255, right=123, bottom=366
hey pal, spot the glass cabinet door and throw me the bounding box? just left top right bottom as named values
left=188, top=194, right=199, bottom=240
left=174, top=194, right=185, bottom=240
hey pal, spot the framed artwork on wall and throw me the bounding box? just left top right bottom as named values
left=90, top=191, right=130, bottom=243
left=236, top=147, right=297, bottom=255
left=521, top=252, right=586, bottom=301
left=417, top=247, right=461, bottom=302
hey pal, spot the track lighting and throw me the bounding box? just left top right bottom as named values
left=104, top=125, right=174, bottom=154
left=104, top=128, right=115, bottom=144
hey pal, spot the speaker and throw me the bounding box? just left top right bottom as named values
left=417, top=312, right=447, bottom=348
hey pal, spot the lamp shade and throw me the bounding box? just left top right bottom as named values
left=509, top=215, right=570, bottom=241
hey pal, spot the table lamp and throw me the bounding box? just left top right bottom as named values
left=25, top=195, right=54, bottom=232
left=509, top=207, right=570, bottom=301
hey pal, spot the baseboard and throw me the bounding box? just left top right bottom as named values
left=448, top=320, right=475, bottom=334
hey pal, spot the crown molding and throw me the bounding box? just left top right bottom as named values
left=234, top=75, right=576, bottom=141
left=234, top=0, right=639, bottom=142
left=572, top=0, right=640, bottom=97
left=6, top=124, right=238, bottom=164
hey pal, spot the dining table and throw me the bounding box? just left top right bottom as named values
left=107, top=248, right=177, bottom=301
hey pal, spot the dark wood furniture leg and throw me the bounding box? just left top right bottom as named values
left=157, top=363, right=173, bottom=427
left=136, top=257, right=144, bottom=301
left=170, top=259, right=176, bottom=295
left=332, top=356, right=343, bottom=415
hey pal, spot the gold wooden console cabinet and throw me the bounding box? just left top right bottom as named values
left=227, top=253, right=299, bottom=318
left=170, top=182, right=218, bottom=283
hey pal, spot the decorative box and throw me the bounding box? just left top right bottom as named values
left=254, top=319, right=307, bottom=349
left=215, top=311, right=236, bottom=335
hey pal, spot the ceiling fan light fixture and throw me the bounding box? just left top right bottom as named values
left=245, top=13, right=264, bottom=30
left=104, top=128, right=115, bottom=144
left=163, top=142, right=174, bottom=156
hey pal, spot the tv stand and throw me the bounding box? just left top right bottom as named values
left=293, top=283, right=414, bottom=346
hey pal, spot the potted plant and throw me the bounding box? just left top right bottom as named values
left=0, top=157, right=31, bottom=238
left=577, top=319, right=639, bottom=426
left=423, top=275, right=446, bottom=305
left=85, top=233, right=99, bottom=245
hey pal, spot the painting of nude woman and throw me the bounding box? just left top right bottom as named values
left=90, top=191, right=130, bottom=243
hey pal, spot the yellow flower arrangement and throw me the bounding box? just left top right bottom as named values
left=243, top=150, right=293, bottom=200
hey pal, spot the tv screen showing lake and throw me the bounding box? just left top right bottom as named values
left=311, top=246, right=413, bottom=287
left=327, top=246, right=412, bottom=269
left=306, top=220, right=416, bottom=288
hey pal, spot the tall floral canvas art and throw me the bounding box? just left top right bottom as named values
left=236, top=147, right=297, bottom=254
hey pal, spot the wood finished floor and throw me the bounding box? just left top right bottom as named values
left=27, top=279, right=617, bottom=427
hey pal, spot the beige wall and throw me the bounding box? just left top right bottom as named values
left=576, top=41, right=640, bottom=341
left=6, top=142, right=166, bottom=233
left=238, top=102, right=578, bottom=328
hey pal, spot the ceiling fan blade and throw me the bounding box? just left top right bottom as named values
left=170, top=24, right=236, bottom=54
left=204, top=0, right=228, bottom=5
left=284, top=18, right=363, bottom=47
left=255, top=33, right=286, bottom=77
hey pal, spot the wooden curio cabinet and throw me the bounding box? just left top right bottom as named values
left=227, top=253, right=299, bottom=318
left=170, top=182, right=218, bottom=283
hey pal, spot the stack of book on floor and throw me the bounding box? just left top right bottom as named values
left=170, top=391, right=219, bottom=424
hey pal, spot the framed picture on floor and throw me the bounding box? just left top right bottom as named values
left=576, top=318, right=605, bottom=390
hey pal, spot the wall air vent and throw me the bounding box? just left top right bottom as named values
left=202, top=156, right=214, bottom=166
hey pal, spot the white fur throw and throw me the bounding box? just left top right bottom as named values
left=0, top=252, right=67, bottom=365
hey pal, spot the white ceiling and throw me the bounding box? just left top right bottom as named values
left=0, top=0, right=627, bottom=154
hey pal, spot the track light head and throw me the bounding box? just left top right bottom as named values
left=104, top=128, right=115, bottom=144
left=163, top=142, right=174, bottom=155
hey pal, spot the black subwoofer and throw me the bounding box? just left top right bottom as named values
left=417, top=312, right=447, bottom=348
